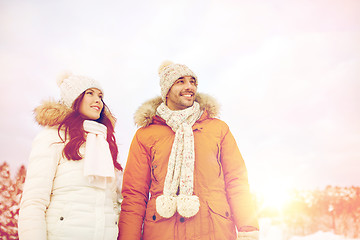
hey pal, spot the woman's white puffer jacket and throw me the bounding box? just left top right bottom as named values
left=18, top=101, right=120, bottom=240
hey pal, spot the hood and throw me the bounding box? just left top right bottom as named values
left=134, top=93, right=220, bottom=128
left=34, top=99, right=115, bottom=127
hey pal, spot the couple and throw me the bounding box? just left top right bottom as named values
left=18, top=61, right=259, bottom=240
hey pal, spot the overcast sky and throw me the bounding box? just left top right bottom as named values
left=1, top=0, right=359, bottom=193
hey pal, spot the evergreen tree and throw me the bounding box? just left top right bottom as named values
left=0, top=162, right=26, bottom=240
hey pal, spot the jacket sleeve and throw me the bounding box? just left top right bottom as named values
left=220, top=124, right=259, bottom=230
left=118, top=130, right=151, bottom=240
left=18, top=127, right=62, bottom=240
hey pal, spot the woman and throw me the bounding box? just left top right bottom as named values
left=18, top=73, right=122, bottom=240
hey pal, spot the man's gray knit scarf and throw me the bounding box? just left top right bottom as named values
left=155, top=101, right=202, bottom=218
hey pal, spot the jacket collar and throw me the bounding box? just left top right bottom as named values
left=134, top=93, right=220, bottom=128
left=34, top=100, right=72, bottom=127
left=33, top=100, right=115, bottom=127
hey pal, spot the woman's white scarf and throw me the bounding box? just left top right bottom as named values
left=155, top=102, right=202, bottom=218
left=83, top=120, right=115, bottom=189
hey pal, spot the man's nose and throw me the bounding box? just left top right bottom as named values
left=184, top=80, right=195, bottom=89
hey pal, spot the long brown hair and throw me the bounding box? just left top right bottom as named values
left=58, top=91, right=122, bottom=171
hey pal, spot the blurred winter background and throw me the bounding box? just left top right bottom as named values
left=0, top=0, right=359, bottom=239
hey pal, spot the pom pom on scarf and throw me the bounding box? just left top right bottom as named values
left=177, top=194, right=200, bottom=218
left=156, top=195, right=177, bottom=218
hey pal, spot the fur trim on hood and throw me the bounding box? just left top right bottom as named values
left=34, top=99, right=72, bottom=127
left=34, top=99, right=115, bottom=127
left=134, top=93, right=220, bottom=128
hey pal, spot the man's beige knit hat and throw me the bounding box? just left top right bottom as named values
left=158, top=61, right=198, bottom=102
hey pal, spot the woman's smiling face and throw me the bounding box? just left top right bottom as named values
left=79, top=88, right=104, bottom=120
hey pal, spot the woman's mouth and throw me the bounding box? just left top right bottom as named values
left=91, top=106, right=101, bottom=111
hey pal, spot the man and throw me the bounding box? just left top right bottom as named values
left=118, top=61, right=259, bottom=240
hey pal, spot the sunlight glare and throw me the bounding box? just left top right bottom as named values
left=254, top=178, right=293, bottom=211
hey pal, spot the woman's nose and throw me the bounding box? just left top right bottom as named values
left=94, top=96, right=101, bottom=102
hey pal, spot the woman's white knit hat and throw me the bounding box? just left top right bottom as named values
left=57, top=72, right=103, bottom=108
left=158, top=61, right=198, bottom=102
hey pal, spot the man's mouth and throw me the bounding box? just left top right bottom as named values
left=181, top=92, right=194, bottom=98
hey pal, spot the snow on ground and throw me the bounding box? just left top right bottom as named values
left=289, top=231, right=360, bottom=240
left=259, top=218, right=360, bottom=240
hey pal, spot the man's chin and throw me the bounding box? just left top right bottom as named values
left=184, top=100, right=195, bottom=107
